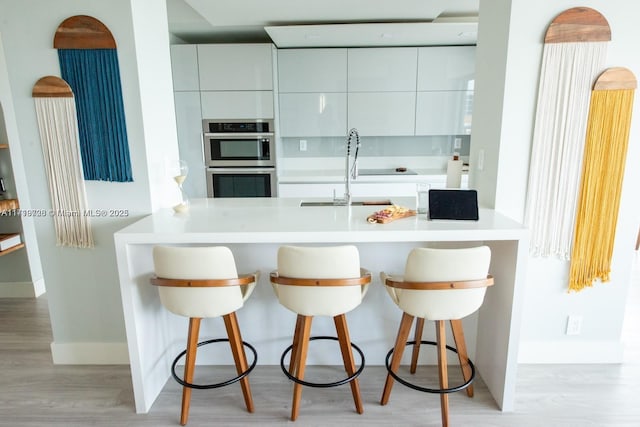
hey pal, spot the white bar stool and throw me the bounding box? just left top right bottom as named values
left=151, top=246, right=258, bottom=425
left=379, top=246, right=494, bottom=427
left=269, top=245, right=371, bottom=421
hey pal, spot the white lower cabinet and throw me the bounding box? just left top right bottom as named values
left=279, top=93, right=347, bottom=137
left=353, top=182, right=418, bottom=197
left=278, top=182, right=419, bottom=199
left=200, top=91, right=274, bottom=119
left=278, top=183, right=342, bottom=198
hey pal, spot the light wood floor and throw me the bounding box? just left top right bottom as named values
left=1, top=259, right=638, bottom=427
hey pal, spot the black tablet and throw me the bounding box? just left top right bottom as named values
left=428, top=189, right=479, bottom=221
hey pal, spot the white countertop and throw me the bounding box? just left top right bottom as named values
left=115, top=197, right=525, bottom=244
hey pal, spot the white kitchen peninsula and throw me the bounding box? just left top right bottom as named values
left=114, top=197, right=527, bottom=414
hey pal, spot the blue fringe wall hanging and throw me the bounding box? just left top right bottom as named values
left=54, top=15, right=133, bottom=182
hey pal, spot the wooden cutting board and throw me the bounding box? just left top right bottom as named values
left=367, top=209, right=416, bottom=224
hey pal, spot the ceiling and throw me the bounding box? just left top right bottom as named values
left=166, top=0, right=480, bottom=46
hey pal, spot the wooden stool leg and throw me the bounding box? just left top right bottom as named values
left=410, top=317, right=425, bottom=374
left=291, top=315, right=313, bottom=421
left=381, top=312, right=414, bottom=405
left=450, top=319, right=474, bottom=397
left=223, top=312, right=255, bottom=413
left=289, top=314, right=305, bottom=377
left=180, top=317, right=201, bottom=426
left=436, top=320, right=450, bottom=427
left=334, top=313, right=364, bottom=414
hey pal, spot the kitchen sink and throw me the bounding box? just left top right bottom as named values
left=300, top=199, right=393, bottom=207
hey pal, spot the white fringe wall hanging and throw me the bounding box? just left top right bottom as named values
left=32, top=76, right=94, bottom=248
left=569, top=68, right=636, bottom=291
left=524, top=7, right=610, bottom=259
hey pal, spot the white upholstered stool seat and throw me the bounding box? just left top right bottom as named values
left=380, top=246, right=493, bottom=427
left=270, top=245, right=371, bottom=421
left=151, top=246, right=258, bottom=425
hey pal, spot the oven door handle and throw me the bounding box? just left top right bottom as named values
left=208, top=167, right=275, bottom=173
left=203, top=132, right=274, bottom=138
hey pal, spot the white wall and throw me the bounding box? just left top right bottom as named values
left=131, top=0, right=182, bottom=211
left=472, top=0, right=640, bottom=362
left=0, top=0, right=179, bottom=362
left=0, top=33, right=44, bottom=297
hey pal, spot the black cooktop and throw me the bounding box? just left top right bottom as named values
left=359, top=168, right=418, bottom=176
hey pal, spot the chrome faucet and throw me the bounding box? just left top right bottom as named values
left=334, top=128, right=361, bottom=205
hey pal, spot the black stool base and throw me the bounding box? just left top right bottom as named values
left=280, top=336, right=365, bottom=388
left=385, top=340, right=475, bottom=394
left=172, top=338, right=258, bottom=390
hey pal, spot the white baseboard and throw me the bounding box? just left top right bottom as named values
left=518, top=340, right=624, bottom=364
left=32, top=277, right=46, bottom=297
left=50, top=342, right=130, bottom=365
left=0, top=281, right=37, bottom=298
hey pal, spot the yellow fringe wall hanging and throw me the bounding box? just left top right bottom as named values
left=569, top=68, right=636, bottom=291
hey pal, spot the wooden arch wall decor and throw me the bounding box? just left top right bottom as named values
left=31, top=75, right=74, bottom=98
left=54, top=15, right=133, bottom=182
left=53, top=15, right=116, bottom=49
left=544, top=6, right=611, bottom=43
left=523, top=7, right=611, bottom=260
left=569, top=67, right=636, bottom=292
left=32, top=76, right=94, bottom=248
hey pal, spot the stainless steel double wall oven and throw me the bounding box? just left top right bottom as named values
left=203, top=119, right=276, bottom=197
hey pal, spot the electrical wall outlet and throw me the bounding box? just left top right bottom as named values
left=454, top=137, right=462, bottom=149
left=299, top=139, right=307, bottom=151
left=566, top=315, right=583, bottom=335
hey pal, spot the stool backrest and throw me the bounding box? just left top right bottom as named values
left=152, top=246, right=249, bottom=318
left=273, top=245, right=366, bottom=316
left=392, top=246, right=491, bottom=320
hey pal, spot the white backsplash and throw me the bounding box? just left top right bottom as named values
left=279, top=135, right=470, bottom=171
left=280, top=135, right=470, bottom=158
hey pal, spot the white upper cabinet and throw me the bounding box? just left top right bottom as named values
left=415, top=47, right=476, bottom=135
left=197, top=44, right=273, bottom=91
left=348, top=92, right=416, bottom=136
left=417, top=46, right=476, bottom=91
left=415, top=91, right=473, bottom=135
left=278, top=49, right=347, bottom=93
left=201, top=91, right=274, bottom=119
left=347, top=48, right=418, bottom=92
left=279, top=93, right=347, bottom=136
left=277, top=49, right=347, bottom=136
left=170, top=45, right=200, bottom=91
